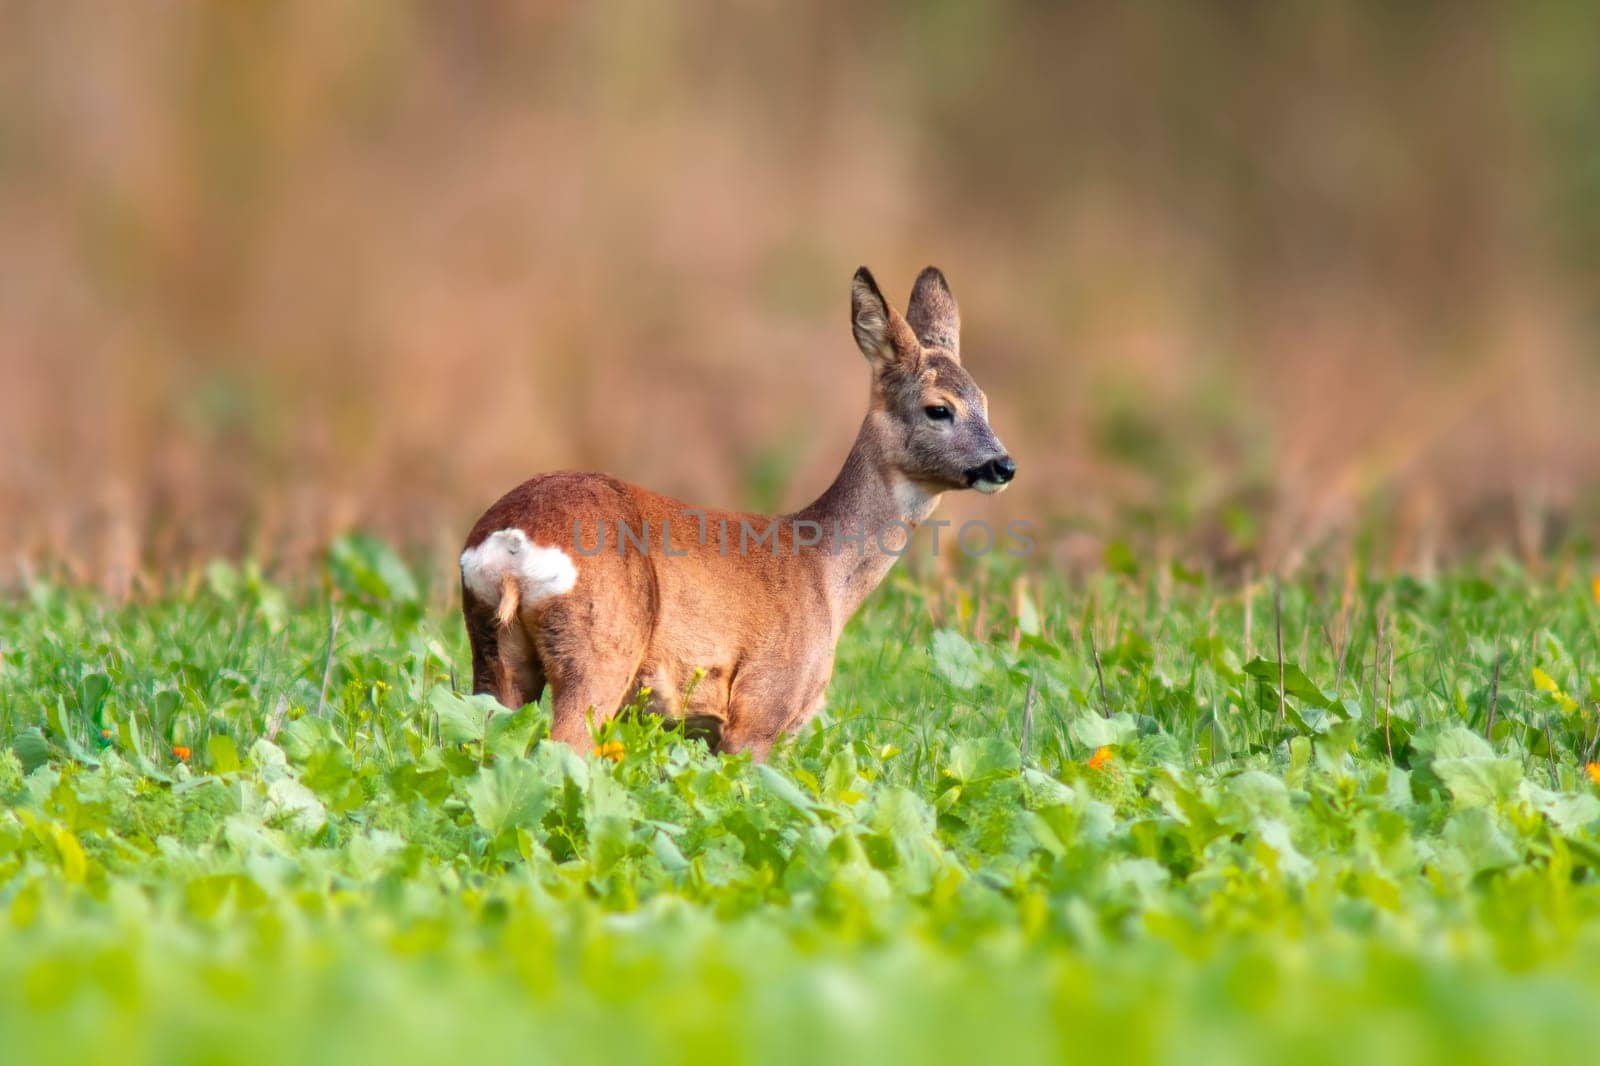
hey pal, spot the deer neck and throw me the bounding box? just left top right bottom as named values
left=792, top=413, right=940, bottom=625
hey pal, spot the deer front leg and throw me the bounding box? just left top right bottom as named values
left=716, top=714, right=779, bottom=762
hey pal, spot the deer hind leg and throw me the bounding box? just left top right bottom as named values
left=464, top=584, right=502, bottom=696
left=462, top=528, right=578, bottom=709
left=545, top=670, right=639, bottom=748
left=495, top=617, right=546, bottom=709
left=534, top=596, right=651, bottom=749
left=463, top=583, right=546, bottom=709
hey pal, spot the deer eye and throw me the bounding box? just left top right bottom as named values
left=923, top=405, right=953, bottom=422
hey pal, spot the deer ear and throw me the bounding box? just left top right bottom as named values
left=906, top=266, right=960, bottom=359
left=851, top=267, right=919, bottom=371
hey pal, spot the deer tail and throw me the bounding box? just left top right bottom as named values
left=494, top=571, right=521, bottom=628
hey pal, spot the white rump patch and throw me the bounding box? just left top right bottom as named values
left=459, top=528, right=577, bottom=607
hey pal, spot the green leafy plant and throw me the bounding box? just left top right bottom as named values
left=1, top=549, right=1599, bottom=1063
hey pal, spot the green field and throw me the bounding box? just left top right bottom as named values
left=4, top=540, right=1600, bottom=1065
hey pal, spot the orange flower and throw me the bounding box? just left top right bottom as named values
left=593, top=740, right=624, bottom=763
left=1088, top=746, right=1114, bottom=771
left=1587, top=762, right=1600, bottom=785
left=172, top=745, right=191, bottom=761
left=99, top=729, right=112, bottom=740
left=1592, top=576, right=1600, bottom=606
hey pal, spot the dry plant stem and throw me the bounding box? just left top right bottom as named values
left=1090, top=632, right=1110, bottom=718
left=1574, top=652, right=1596, bottom=762
left=266, top=695, right=288, bottom=742
left=1322, top=618, right=1346, bottom=699
left=1384, top=636, right=1394, bottom=761
left=1584, top=703, right=1598, bottom=766
left=315, top=602, right=341, bottom=720
left=1585, top=701, right=1600, bottom=766
left=1010, top=576, right=1027, bottom=650
left=1156, top=545, right=1172, bottom=615
left=1275, top=579, right=1286, bottom=726
left=1484, top=648, right=1501, bottom=740
left=1372, top=606, right=1384, bottom=731
left=1243, top=567, right=1255, bottom=663
left=1019, top=675, right=1037, bottom=763
left=1544, top=713, right=1561, bottom=787
left=1589, top=608, right=1600, bottom=692
left=1334, top=564, right=1355, bottom=696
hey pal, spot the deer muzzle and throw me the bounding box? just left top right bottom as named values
left=966, top=456, right=1016, bottom=493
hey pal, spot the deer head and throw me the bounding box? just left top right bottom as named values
left=849, top=266, right=1016, bottom=495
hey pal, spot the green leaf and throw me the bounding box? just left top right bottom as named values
left=1255, top=819, right=1313, bottom=881
left=205, top=560, right=241, bottom=600
left=12, top=728, right=50, bottom=773
left=650, top=829, right=690, bottom=872
left=206, top=734, right=241, bottom=774
left=1222, top=771, right=1292, bottom=824
left=944, top=737, right=1020, bottom=784
left=265, top=778, right=327, bottom=834
left=930, top=629, right=983, bottom=690
left=327, top=534, right=420, bottom=608
left=486, top=702, right=540, bottom=759
left=1441, top=807, right=1520, bottom=875
left=1532, top=667, right=1579, bottom=712
left=1103, top=540, right=1139, bottom=577
left=1069, top=713, right=1137, bottom=750
left=1420, top=726, right=1494, bottom=760
left=78, top=671, right=111, bottom=717
left=429, top=686, right=503, bottom=746
left=1522, top=783, right=1600, bottom=832
left=756, top=764, right=818, bottom=820
left=466, top=758, right=549, bottom=837
left=1017, top=593, right=1041, bottom=636
left=1243, top=658, right=1333, bottom=709
left=1103, top=857, right=1168, bottom=897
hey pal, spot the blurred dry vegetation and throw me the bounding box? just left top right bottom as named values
left=3, top=1, right=1599, bottom=594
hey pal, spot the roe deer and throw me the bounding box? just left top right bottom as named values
left=460, top=266, right=1015, bottom=759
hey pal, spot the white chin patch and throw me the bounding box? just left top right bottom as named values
left=893, top=476, right=938, bottom=514
left=460, top=528, right=578, bottom=606
left=973, top=479, right=1009, bottom=495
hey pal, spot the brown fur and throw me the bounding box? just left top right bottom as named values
left=461, top=267, right=1014, bottom=759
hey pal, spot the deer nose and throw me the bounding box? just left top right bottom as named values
left=967, top=456, right=1016, bottom=487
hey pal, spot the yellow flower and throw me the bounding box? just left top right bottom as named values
left=593, top=740, right=624, bottom=763
left=1088, top=746, right=1114, bottom=771
left=1587, top=762, right=1600, bottom=785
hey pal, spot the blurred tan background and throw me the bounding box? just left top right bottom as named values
left=4, top=2, right=1598, bottom=590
